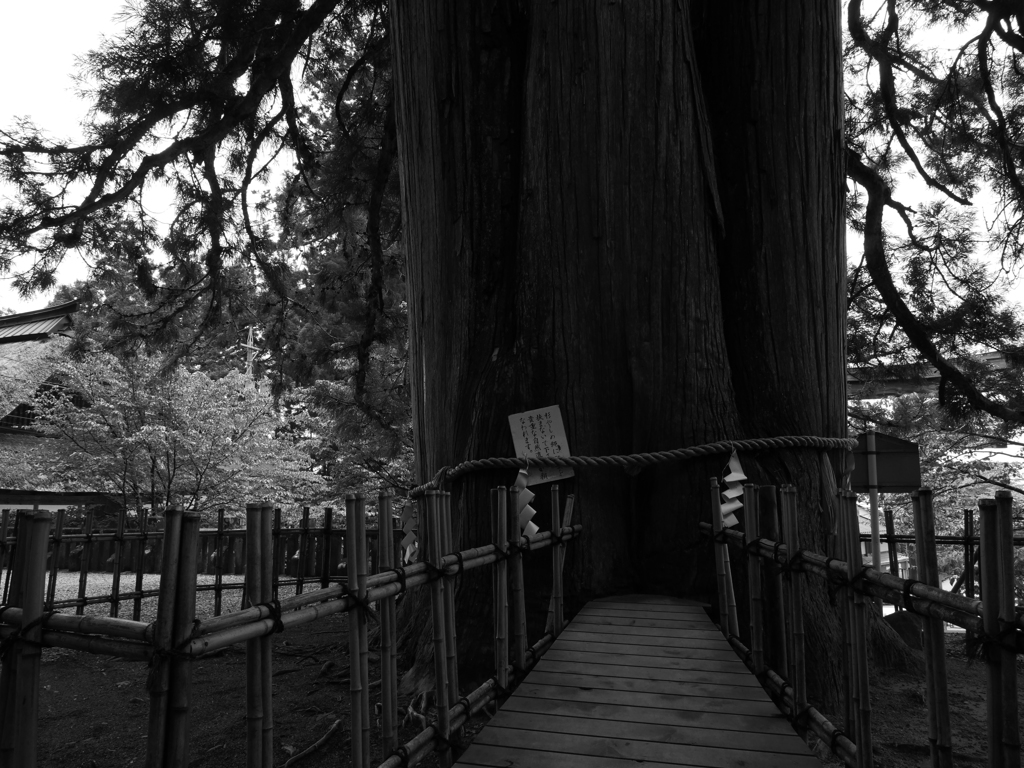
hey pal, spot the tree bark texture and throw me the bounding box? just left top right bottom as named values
left=390, top=0, right=847, bottom=709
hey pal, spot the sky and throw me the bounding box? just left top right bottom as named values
left=0, top=0, right=128, bottom=312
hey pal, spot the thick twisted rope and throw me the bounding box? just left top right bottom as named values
left=408, top=435, right=856, bottom=498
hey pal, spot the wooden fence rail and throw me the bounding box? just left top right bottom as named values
left=0, top=506, right=405, bottom=621
left=0, top=487, right=581, bottom=768
left=701, top=484, right=1022, bottom=768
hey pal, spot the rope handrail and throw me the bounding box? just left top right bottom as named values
left=409, top=435, right=856, bottom=498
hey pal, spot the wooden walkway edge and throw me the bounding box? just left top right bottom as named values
left=454, top=594, right=820, bottom=767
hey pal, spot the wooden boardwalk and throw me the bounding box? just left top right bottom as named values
left=454, top=594, right=820, bottom=767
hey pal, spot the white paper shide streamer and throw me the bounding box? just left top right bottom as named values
left=513, top=469, right=540, bottom=538
left=399, top=501, right=419, bottom=563
left=720, top=450, right=745, bottom=528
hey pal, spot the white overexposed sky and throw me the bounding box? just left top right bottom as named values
left=0, top=0, right=128, bottom=312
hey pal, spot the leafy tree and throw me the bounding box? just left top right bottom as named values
left=845, top=0, right=1024, bottom=421
left=23, top=352, right=324, bottom=516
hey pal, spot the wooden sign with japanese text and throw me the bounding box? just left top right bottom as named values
left=508, top=405, right=574, bottom=486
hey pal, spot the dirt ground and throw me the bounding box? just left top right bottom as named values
left=29, top=610, right=1024, bottom=768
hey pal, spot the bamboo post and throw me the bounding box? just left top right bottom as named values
left=296, top=507, right=310, bottom=593
left=245, top=503, right=264, bottom=768
left=709, top=480, right=734, bottom=635
left=165, top=510, right=200, bottom=768
left=109, top=506, right=126, bottom=617
left=965, top=508, right=975, bottom=643
left=913, top=489, right=953, bottom=768
left=0, top=510, right=10, bottom=604
left=425, top=491, right=451, bottom=767
left=744, top=485, right=764, bottom=674
left=9, top=510, right=50, bottom=768
left=0, top=512, right=31, bottom=768
left=377, top=492, right=398, bottom=753
left=272, top=508, right=282, bottom=601
left=979, top=497, right=1003, bottom=768
left=508, top=488, right=528, bottom=675
left=260, top=504, right=275, bottom=768
left=884, top=507, right=899, bottom=577
left=493, top=488, right=509, bottom=697
left=550, top=484, right=564, bottom=637
left=146, top=506, right=184, bottom=768
left=758, top=486, right=787, bottom=675
left=321, top=507, right=333, bottom=589
left=345, top=495, right=365, bottom=768
left=45, top=509, right=65, bottom=611
left=76, top=509, right=94, bottom=616
left=355, top=495, right=370, bottom=766
left=213, top=509, right=225, bottom=617
left=994, top=491, right=1020, bottom=768
left=838, top=493, right=855, bottom=741
left=774, top=487, right=796, bottom=704
left=134, top=509, right=150, bottom=622
left=845, top=491, right=872, bottom=768
left=781, top=485, right=806, bottom=713
left=440, top=492, right=459, bottom=711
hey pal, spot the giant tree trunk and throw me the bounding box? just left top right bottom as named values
left=390, top=0, right=847, bottom=711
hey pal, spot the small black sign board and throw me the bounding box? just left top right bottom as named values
left=849, top=432, right=922, bottom=493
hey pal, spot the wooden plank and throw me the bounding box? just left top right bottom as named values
left=501, top=695, right=799, bottom=736
left=525, top=670, right=772, bottom=702
left=533, top=655, right=761, bottom=687
left=488, top=708, right=811, bottom=755
left=542, top=645, right=750, bottom=674
left=581, top=610, right=716, bottom=626
left=553, top=638, right=739, bottom=662
left=593, top=598, right=712, bottom=610
left=561, top=627, right=734, bottom=650
left=514, top=681, right=782, bottom=717
left=571, top=615, right=727, bottom=637
left=473, top=724, right=820, bottom=767
left=456, top=744, right=669, bottom=768
left=590, top=597, right=709, bottom=613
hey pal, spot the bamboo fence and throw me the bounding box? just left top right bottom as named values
left=702, top=482, right=1023, bottom=768
left=0, top=487, right=582, bottom=768
left=0, top=506, right=404, bottom=622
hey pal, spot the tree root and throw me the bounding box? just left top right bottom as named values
left=280, top=720, right=344, bottom=768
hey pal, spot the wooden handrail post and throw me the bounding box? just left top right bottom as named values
left=508, top=488, right=528, bottom=675
left=296, top=507, right=310, bottom=594
left=166, top=510, right=200, bottom=767
left=845, top=491, right=873, bottom=768
left=549, top=484, right=564, bottom=637
left=758, top=486, right=787, bottom=676
left=913, top=490, right=952, bottom=768
left=493, top=488, right=509, bottom=698
left=8, top=509, right=50, bottom=768
left=355, top=494, right=371, bottom=767
left=378, top=492, right=398, bottom=753
left=260, top=504, right=275, bottom=768
left=440, top=492, right=459, bottom=711
left=0, top=512, right=31, bottom=767
left=979, top=497, right=1003, bottom=768
left=744, top=485, right=764, bottom=674
left=425, top=491, right=451, bottom=767
left=244, top=503, right=264, bottom=768
left=345, top=495, right=366, bottom=768
left=709, top=480, right=739, bottom=637
left=781, top=486, right=806, bottom=713
left=145, top=506, right=183, bottom=768
left=994, top=491, right=1020, bottom=768
left=321, top=507, right=333, bottom=589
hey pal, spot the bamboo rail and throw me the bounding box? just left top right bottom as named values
left=0, top=486, right=582, bottom=768
left=704, top=484, right=1024, bottom=768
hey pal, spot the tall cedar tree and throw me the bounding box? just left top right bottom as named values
left=3, top=0, right=1024, bottom=708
